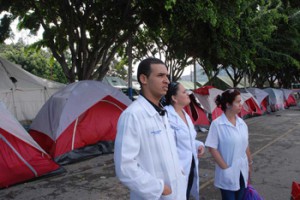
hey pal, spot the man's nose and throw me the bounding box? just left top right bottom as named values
left=165, top=76, right=170, bottom=84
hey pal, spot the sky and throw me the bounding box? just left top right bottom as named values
left=4, top=17, right=43, bottom=45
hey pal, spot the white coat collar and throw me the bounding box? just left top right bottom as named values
left=219, top=113, right=243, bottom=127
left=164, top=105, right=180, bottom=123
left=164, top=105, right=175, bottom=115
left=164, top=105, right=192, bottom=126
left=137, top=95, right=160, bottom=117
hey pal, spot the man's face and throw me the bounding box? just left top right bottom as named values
left=143, top=63, right=169, bottom=99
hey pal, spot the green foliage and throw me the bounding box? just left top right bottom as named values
left=1, top=0, right=155, bottom=82
left=1, top=0, right=300, bottom=87
left=0, top=42, right=68, bottom=83
left=252, top=0, right=300, bottom=87
left=0, top=14, right=13, bottom=43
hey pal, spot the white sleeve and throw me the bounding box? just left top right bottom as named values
left=114, top=111, right=163, bottom=199
left=195, top=139, right=204, bottom=150
left=205, top=121, right=219, bottom=149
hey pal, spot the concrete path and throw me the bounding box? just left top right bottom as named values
left=1, top=106, right=299, bottom=200
left=199, top=106, right=300, bottom=200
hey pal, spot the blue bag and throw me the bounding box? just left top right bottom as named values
left=243, top=184, right=264, bottom=200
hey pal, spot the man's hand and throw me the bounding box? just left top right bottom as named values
left=162, top=185, right=172, bottom=195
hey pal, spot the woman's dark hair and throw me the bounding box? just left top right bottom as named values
left=137, top=57, right=166, bottom=86
left=165, top=82, right=179, bottom=105
left=215, top=89, right=240, bottom=111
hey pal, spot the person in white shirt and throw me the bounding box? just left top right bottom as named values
left=114, top=58, right=187, bottom=200
left=164, top=82, right=205, bottom=200
left=205, top=89, right=253, bottom=200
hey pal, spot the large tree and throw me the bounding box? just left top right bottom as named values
left=2, top=0, right=300, bottom=87
left=128, top=0, right=234, bottom=81
left=250, top=0, right=300, bottom=88
left=0, top=0, right=173, bottom=82
left=126, top=27, right=194, bottom=81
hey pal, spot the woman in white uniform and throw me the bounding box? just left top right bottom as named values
left=205, top=89, right=253, bottom=200
left=164, top=82, right=205, bottom=200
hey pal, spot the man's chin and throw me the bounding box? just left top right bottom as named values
left=161, top=91, right=167, bottom=96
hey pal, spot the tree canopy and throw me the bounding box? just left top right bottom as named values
left=1, top=0, right=299, bottom=87
left=1, top=0, right=168, bottom=82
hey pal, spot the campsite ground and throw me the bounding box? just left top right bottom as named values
left=1, top=106, right=300, bottom=200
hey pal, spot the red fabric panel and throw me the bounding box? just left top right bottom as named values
left=291, top=181, right=300, bottom=200
left=260, top=98, right=268, bottom=113
left=247, top=98, right=262, bottom=115
left=287, top=95, right=297, bottom=106
left=194, top=86, right=214, bottom=95
left=54, top=95, right=127, bottom=158
left=0, top=128, right=60, bottom=188
left=29, top=130, right=55, bottom=155
left=211, top=107, right=223, bottom=120
left=194, top=108, right=210, bottom=126
left=239, top=99, right=252, bottom=118
left=184, top=102, right=210, bottom=126
left=238, top=98, right=262, bottom=118
left=239, top=107, right=250, bottom=118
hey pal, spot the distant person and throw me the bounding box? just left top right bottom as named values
left=114, top=58, right=186, bottom=200
left=205, top=89, right=253, bottom=200
left=164, top=82, right=205, bottom=200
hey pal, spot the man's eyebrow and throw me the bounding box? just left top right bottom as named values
left=157, top=72, right=168, bottom=76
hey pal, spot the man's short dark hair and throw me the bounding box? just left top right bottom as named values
left=137, top=58, right=166, bottom=86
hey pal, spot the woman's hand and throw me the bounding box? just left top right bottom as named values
left=248, top=161, right=253, bottom=180
left=197, top=145, right=205, bottom=158
left=208, top=147, right=229, bottom=169
left=246, top=146, right=253, bottom=180
left=162, top=185, right=172, bottom=195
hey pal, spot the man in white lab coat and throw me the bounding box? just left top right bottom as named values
left=114, top=58, right=187, bottom=200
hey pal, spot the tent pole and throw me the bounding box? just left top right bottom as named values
left=11, top=89, right=18, bottom=120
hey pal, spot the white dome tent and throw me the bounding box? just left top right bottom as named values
left=0, top=57, right=65, bottom=123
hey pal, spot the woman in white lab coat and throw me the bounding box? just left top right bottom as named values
left=164, top=82, right=205, bottom=200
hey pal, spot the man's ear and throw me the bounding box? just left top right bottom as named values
left=139, top=74, right=147, bottom=85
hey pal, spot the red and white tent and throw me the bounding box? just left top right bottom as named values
left=238, top=91, right=262, bottom=119
left=281, top=89, right=297, bottom=108
left=29, top=80, right=132, bottom=164
left=0, top=102, right=60, bottom=188
left=184, top=93, right=210, bottom=130
left=263, top=88, right=285, bottom=111
left=246, top=88, right=269, bottom=114
left=193, top=86, right=224, bottom=121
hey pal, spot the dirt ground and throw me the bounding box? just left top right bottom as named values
left=1, top=106, right=300, bottom=200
